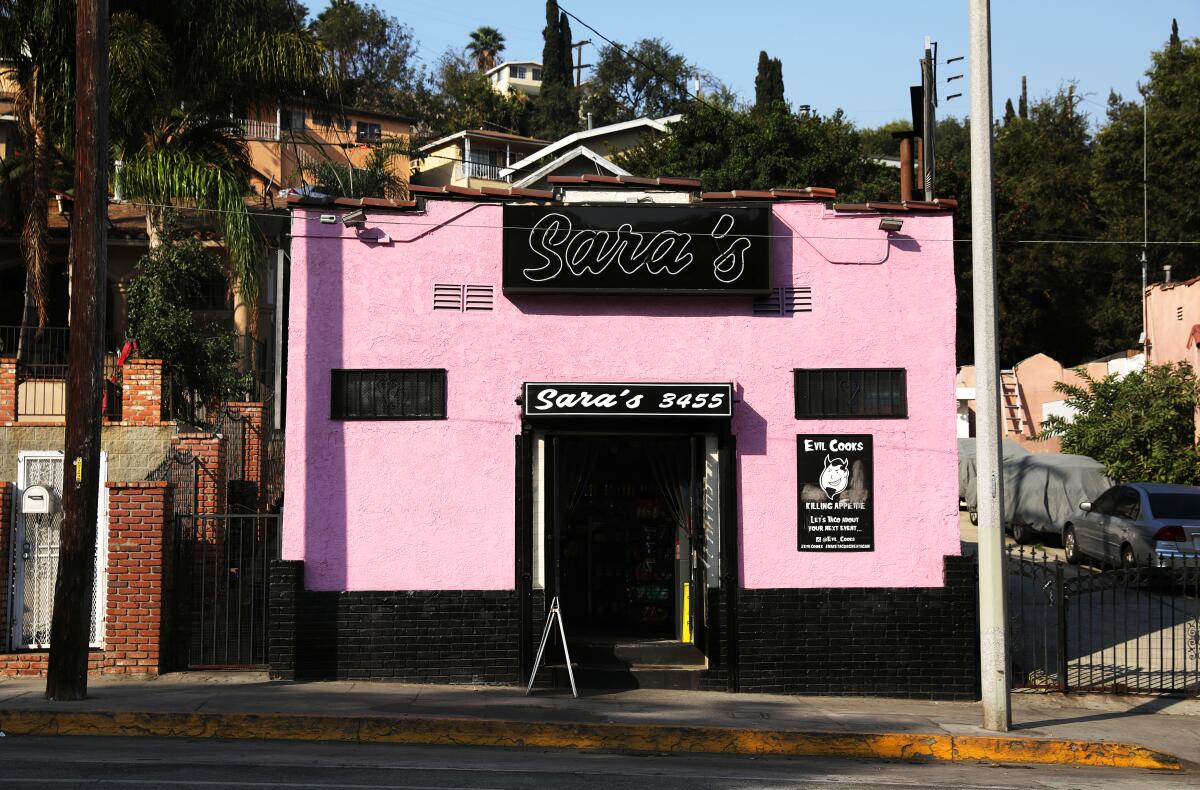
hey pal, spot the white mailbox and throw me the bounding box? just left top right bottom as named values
left=21, top=485, right=58, bottom=515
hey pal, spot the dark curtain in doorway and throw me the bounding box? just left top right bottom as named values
left=645, top=439, right=694, bottom=538
left=559, top=439, right=600, bottom=519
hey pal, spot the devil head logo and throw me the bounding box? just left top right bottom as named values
left=819, top=455, right=850, bottom=500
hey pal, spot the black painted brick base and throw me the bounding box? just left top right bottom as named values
left=269, top=560, right=520, bottom=684
left=735, top=555, right=980, bottom=699
left=271, top=556, right=979, bottom=698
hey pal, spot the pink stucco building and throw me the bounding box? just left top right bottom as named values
left=273, top=180, right=977, bottom=697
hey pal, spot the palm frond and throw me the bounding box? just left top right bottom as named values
left=117, top=148, right=262, bottom=302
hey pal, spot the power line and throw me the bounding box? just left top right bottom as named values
left=557, top=4, right=726, bottom=114
left=118, top=200, right=1200, bottom=246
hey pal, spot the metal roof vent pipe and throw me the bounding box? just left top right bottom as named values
left=1165, top=265, right=1173, bottom=284
left=587, top=112, right=593, bottom=130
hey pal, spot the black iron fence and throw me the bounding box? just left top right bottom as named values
left=147, top=448, right=200, bottom=518
left=172, top=513, right=281, bottom=669
left=1007, top=546, right=1200, bottom=695
left=0, top=325, right=70, bottom=364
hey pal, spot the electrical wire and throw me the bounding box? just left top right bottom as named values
left=115, top=199, right=1200, bottom=246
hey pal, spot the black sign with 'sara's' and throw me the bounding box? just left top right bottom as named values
left=797, top=434, right=874, bottom=551
left=502, top=204, right=773, bottom=295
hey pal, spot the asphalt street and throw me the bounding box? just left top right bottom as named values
left=0, top=736, right=1192, bottom=790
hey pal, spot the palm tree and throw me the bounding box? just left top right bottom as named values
left=0, top=0, right=74, bottom=346
left=467, top=26, right=506, bottom=72
left=110, top=2, right=334, bottom=306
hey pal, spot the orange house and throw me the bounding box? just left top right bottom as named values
left=238, top=103, right=413, bottom=197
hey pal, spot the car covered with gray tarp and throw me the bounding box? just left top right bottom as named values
left=957, top=438, right=1113, bottom=543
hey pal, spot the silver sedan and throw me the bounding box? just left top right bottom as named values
left=1062, top=483, right=1200, bottom=567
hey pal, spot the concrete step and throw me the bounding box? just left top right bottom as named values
left=551, top=663, right=704, bottom=690
left=568, top=639, right=704, bottom=667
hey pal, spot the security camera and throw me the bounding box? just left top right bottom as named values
left=878, top=217, right=904, bottom=233
left=341, top=209, right=366, bottom=227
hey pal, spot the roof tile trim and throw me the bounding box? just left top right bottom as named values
left=699, top=187, right=837, bottom=201
left=545, top=174, right=703, bottom=188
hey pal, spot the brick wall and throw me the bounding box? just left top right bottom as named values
left=268, top=560, right=521, bottom=683
left=119, top=359, right=167, bottom=426
left=172, top=433, right=225, bottom=515
left=0, top=356, right=16, bottom=424
left=0, top=481, right=173, bottom=677
left=734, top=556, right=980, bottom=700
left=268, top=556, right=978, bottom=696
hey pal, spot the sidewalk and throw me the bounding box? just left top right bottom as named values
left=1, top=673, right=1197, bottom=771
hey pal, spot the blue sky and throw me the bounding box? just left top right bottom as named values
left=308, top=1, right=1194, bottom=128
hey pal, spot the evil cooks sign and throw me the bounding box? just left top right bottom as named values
left=523, top=383, right=733, bottom=418
left=797, top=434, right=874, bottom=552
left=502, top=205, right=772, bottom=294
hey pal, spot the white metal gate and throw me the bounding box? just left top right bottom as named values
left=9, top=451, right=107, bottom=649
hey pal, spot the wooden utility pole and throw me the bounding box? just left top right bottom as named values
left=570, top=39, right=592, bottom=86
left=45, top=0, right=109, bottom=702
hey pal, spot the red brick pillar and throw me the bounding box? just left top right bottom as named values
left=0, top=356, right=16, bottom=424
left=105, top=481, right=173, bottom=675
left=173, top=433, right=226, bottom=515
left=0, top=482, right=10, bottom=645
left=225, top=402, right=265, bottom=509
left=120, top=358, right=167, bottom=425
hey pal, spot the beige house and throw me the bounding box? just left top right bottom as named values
left=412, top=129, right=548, bottom=190
left=956, top=351, right=1144, bottom=451
left=1145, top=275, right=1200, bottom=368
left=238, top=103, right=412, bottom=197
left=486, top=61, right=543, bottom=98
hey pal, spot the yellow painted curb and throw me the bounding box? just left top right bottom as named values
left=0, top=709, right=1182, bottom=771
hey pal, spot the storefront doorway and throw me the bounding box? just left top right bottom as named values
left=555, top=436, right=692, bottom=642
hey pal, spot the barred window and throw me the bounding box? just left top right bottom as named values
left=794, top=368, right=907, bottom=418
left=331, top=369, right=446, bottom=420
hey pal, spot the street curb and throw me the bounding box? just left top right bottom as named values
left=0, top=709, right=1182, bottom=771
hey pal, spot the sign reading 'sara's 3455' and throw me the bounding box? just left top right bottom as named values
left=502, top=205, right=772, bottom=294
left=523, top=383, right=733, bottom=418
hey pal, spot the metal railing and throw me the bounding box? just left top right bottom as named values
left=457, top=161, right=510, bottom=182
left=237, top=118, right=279, bottom=141
left=14, top=357, right=122, bottom=420
left=0, top=325, right=70, bottom=365
left=1007, top=545, right=1200, bottom=695
left=173, top=513, right=281, bottom=669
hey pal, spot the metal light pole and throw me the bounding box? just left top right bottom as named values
left=969, top=0, right=1011, bottom=731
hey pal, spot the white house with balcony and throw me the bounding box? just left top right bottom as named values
left=486, top=60, right=543, bottom=97
left=411, top=129, right=549, bottom=190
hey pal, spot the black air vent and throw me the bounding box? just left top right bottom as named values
left=753, top=287, right=813, bottom=316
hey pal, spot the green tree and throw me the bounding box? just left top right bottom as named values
left=422, top=48, right=533, bottom=138
left=533, top=0, right=578, bottom=139
left=125, top=225, right=251, bottom=408
left=1093, top=19, right=1200, bottom=318
left=466, top=26, right=505, bottom=72
left=112, top=2, right=333, bottom=305
left=616, top=101, right=883, bottom=199
left=1041, top=363, right=1200, bottom=484
left=312, top=0, right=421, bottom=115
left=583, top=38, right=694, bottom=126
left=302, top=142, right=408, bottom=199
left=992, top=87, right=1099, bottom=366
left=754, top=51, right=784, bottom=109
